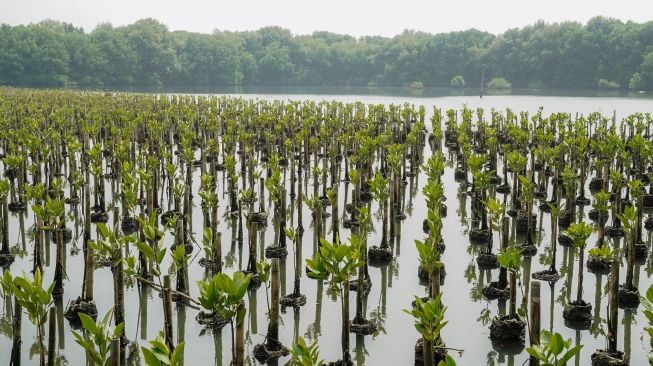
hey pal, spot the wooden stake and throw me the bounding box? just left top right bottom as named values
left=163, top=275, right=175, bottom=353
left=529, top=281, right=541, bottom=366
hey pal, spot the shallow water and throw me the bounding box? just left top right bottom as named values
left=1, top=92, right=653, bottom=366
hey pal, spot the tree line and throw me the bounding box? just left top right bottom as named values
left=1, top=16, right=653, bottom=90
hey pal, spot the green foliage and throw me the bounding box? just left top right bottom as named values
left=450, top=75, right=465, bottom=88
left=592, top=190, right=612, bottom=213
left=201, top=227, right=215, bottom=261
left=403, top=293, right=448, bottom=342
left=617, top=205, right=638, bottom=233
left=485, top=197, right=504, bottom=232
left=497, top=246, right=522, bottom=272
left=629, top=72, right=643, bottom=90
left=0, top=18, right=652, bottom=89
left=423, top=181, right=445, bottom=210
left=289, top=337, right=324, bottom=366
left=486, top=77, right=512, bottom=90
left=562, top=221, right=593, bottom=249
left=196, top=271, right=251, bottom=319
left=0, top=179, right=10, bottom=200
left=368, top=171, right=390, bottom=202
left=597, top=79, right=620, bottom=89
left=526, top=330, right=583, bottom=365
left=72, top=310, right=124, bottom=366
left=410, top=81, right=424, bottom=89
left=641, top=285, right=653, bottom=362
left=256, top=259, right=271, bottom=284
left=2, top=269, right=53, bottom=327
left=141, top=332, right=185, bottom=366
left=305, top=237, right=363, bottom=288
left=422, top=152, right=446, bottom=182
left=507, top=151, right=527, bottom=173
left=588, top=245, right=615, bottom=260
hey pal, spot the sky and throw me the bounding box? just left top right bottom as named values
left=1, top=0, right=651, bottom=37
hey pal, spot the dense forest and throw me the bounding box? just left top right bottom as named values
left=1, top=16, right=653, bottom=90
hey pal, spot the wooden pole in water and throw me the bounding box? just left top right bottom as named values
left=10, top=296, right=22, bottom=366
left=499, top=217, right=509, bottom=288
left=47, top=306, right=56, bottom=366
left=608, top=258, right=619, bottom=353
left=234, top=300, right=245, bottom=366
left=529, top=281, right=541, bottom=366
left=163, top=275, right=175, bottom=353
left=110, top=339, right=120, bottom=366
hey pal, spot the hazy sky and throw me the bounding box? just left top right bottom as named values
left=1, top=0, right=651, bottom=37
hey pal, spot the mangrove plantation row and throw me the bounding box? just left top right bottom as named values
left=2, top=17, right=653, bottom=90
left=1, top=88, right=653, bottom=366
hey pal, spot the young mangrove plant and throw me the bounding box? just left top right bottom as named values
left=196, top=271, right=251, bottom=365
left=490, top=245, right=526, bottom=350
left=2, top=268, right=54, bottom=366
left=617, top=204, right=640, bottom=308
left=526, top=330, right=583, bottom=366
left=404, top=293, right=453, bottom=366
left=289, top=337, right=324, bottom=366
left=72, top=310, right=124, bottom=366
left=306, top=236, right=363, bottom=365
left=561, top=221, right=593, bottom=328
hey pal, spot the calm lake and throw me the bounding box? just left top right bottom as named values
left=1, top=87, right=653, bottom=366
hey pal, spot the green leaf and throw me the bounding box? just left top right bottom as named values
left=171, top=342, right=185, bottom=366
left=549, top=332, right=564, bottom=356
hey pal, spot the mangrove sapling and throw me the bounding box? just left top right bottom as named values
left=590, top=256, right=628, bottom=366
left=606, top=170, right=625, bottom=238
left=253, top=255, right=289, bottom=362
left=349, top=207, right=372, bottom=293
left=2, top=268, right=54, bottom=366
left=617, top=204, right=640, bottom=308
left=198, top=227, right=221, bottom=271
left=367, top=172, right=392, bottom=264
left=350, top=230, right=377, bottom=336
left=627, top=179, right=649, bottom=262
left=88, top=145, right=108, bottom=223
left=587, top=191, right=613, bottom=273
left=25, top=183, right=47, bottom=272
left=71, top=310, right=124, bottom=366
left=0, top=179, right=14, bottom=266
left=264, top=156, right=288, bottom=259
left=2, top=271, right=22, bottom=365
left=119, top=162, right=140, bottom=236
left=490, top=246, right=526, bottom=348
left=141, top=331, right=185, bottom=366
left=403, top=294, right=454, bottom=366
left=561, top=221, right=593, bottom=327
left=305, top=195, right=323, bottom=252
left=477, top=198, right=502, bottom=270
left=526, top=330, right=583, bottom=366
left=170, top=245, right=190, bottom=303
left=3, top=153, right=27, bottom=212
left=416, top=208, right=445, bottom=298
left=64, top=189, right=99, bottom=325
left=196, top=272, right=251, bottom=364
left=306, top=237, right=363, bottom=365
left=243, top=220, right=262, bottom=288
left=280, top=228, right=307, bottom=307
left=641, top=285, right=653, bottom=364
left=42, top=198, right=67, bottom=298
left=517, top=175, right=537, bottom=256
left=289, top=337, right=325, bottom=366
left=327, top=186, right=340, bottom=244
left=506, top=151, right=527, bottom=217
left=91, top=223, right=133, bottom=347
